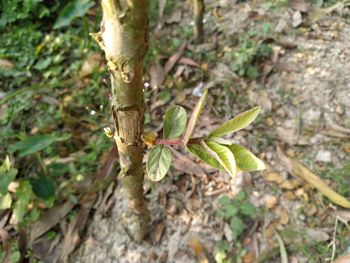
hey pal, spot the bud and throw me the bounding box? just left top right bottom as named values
left=141, top=131, right=157, bottom=147
left=104, top=127, right=113, bottom=138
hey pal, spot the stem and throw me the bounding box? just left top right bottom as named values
left=99, top=0, right=150, bottom=242
left=154, top=137, right=204, bottom=146
left=193, top=0, right=205, bottom=44
left=35, top=152, right=47, bottom=176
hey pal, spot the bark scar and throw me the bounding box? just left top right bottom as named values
left=121, top=60, right=135, bottom=83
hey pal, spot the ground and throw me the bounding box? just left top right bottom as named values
left=1, top=0, right=350, bottom=262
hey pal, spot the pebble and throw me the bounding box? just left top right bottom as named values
left=315, top=150, right=331, bottom=163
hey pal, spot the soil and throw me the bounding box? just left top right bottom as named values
left=70, top=1, right=350, bottom=262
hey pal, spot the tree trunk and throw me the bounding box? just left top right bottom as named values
left=95, top=0, right=150, bottom=242
left=193, top=0, right=205, bottom=44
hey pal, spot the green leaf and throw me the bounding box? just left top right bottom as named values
left=10, top=251, right=20, bottom=263
left=30, top=175, right=55, bottom=200
left=9, top=134, right=70, bottom=157
left=0, top=193, right=12, bottom=209
left=276, top=232, right=288, bottom=263
left=240, top=203, right=256, bottom=217
left=204, top=141, right=236, bottom=177
left=234, top=191, right=246, bottom=202
left=209, top=106, right=261, bottom=138
left=146, top=145, right=172, bottom=182
left=246, top=66, right=259, bottom=79
left=0, top=167, right=17, bottom=195
left=163, top=105, right=187, bottom=139
left=227, top=144, right=265, bottom=172
left=219, top=195, right=232, bottom=206
left=182, top=88, right=208, bottom=145
left=29, top=207, right=40, bottom=222
left=2, top=155, right=10, bottom=171
left=187, top=144, right=224, bottom=170
left=13, top=181, right=32, bottom=223
left=54, top=0, right=95, bottom=29
left=224, top=205, right=238, bottom=217
left=230, top=216, right=244, bottom=238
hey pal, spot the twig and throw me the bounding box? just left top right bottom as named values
left=154, top=137, right=203, bottom=146
left=328, top=216, right=339, bottom=263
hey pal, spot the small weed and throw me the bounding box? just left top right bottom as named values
left=215, top=192, right=257, bottom=263
left=217, top=192, right=256, bottom=239
left=224, top=24, right=272, bottom=80
left=321, top=161, right=350, bottom=197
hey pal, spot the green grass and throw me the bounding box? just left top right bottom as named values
left=0, top=0, right=112, bottom=227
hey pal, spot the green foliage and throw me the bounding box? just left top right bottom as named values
left=204, top=141, right=237, bottom=177
left=0, top=1, right=108, bottom=229
left=182, top=88, right=208, bottom=145
left=54, top=0, right=95, bottom=29
left=146, top=145, right=172, bottom=181
left=13, top=180, right=33, bottom=223
left=0, top=193, right=12, bottom=209
left=215, top=241, right=232, bottom=263
left=163, top=105, right=187, bottom=139
left=10, top=250, right=20, bottom=263
left=227, top=144, right=265, bottom=172
left=0, top=0, right=51, bottom=27
left=0, top=157, right=17, bottom=210
left=226, top=26, right=272, bottom=79
left=29, top=175, right=55, bottom=200
left=321, top=161, right=350, bottom=197
left=209, top=106, right=260, bottom=138
left=187, top=144, right=224, bottom=170
left=147, top=90, right=264, bottom=181
left=217, top=192, right=256, bottom=239
left=9, top=134, right=70, bottom=157
left=0, top=156, right=18, bottom=194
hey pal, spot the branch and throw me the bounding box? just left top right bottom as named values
left=154, top=137, right=204, bottom=146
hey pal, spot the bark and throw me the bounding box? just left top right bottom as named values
left=193, top=0, right=205, bottom=44
left=95, top=0, right=150, bottom=242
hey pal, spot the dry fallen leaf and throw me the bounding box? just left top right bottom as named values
left=0, top=228, right=11, bottom=262
left=171, top=148, right=206, bottom=176
left=278, top=146, right=350, bottom=208
left=188, top=237, right=209, bottom=263
left=289, top=0, right=311, bottom=12
left=292, top=11, right=303, bottom=28
left=277, top=127, right=298, bottom=145
left=322, top=124, right=350, bottom=139
left=152, top=223, right=165, bottom=245
left=307, top=1, right=347, bottom=25
left=164, top=42, right=187, bottom=75
left=59, top=193, right=97, bottom=262
left=149, top=63, right=165, bottom=89
left=333, top=253, right=350, bottom=263
left=166, top=9, right=182, bottom=24
left=223, top=223, right=233, bottom=242
left=248, top=90, right=272, bottom=112
left=279, top=208, right=289, bottom=225
left=242, top=251, right=255, bottom=263
left=178, top=57, right=200, bottom=68
left=283, top=191, right=296, bottom=201
left=264, top=222, right=276, bottom=239
left=265, top=195, right=278, bottom=209
left=275, top=17, right=289, bottom=33
left=280, top=180, right=297, bottom=190
left=265, top=172, right=284, bottom=184
left=79, top=53, right=102, bottom=78
left=30, top=201, right=75, bottom=244
left=0, top=58, right=14, bottom=69
left=335, top=209, right=350, bottom=223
